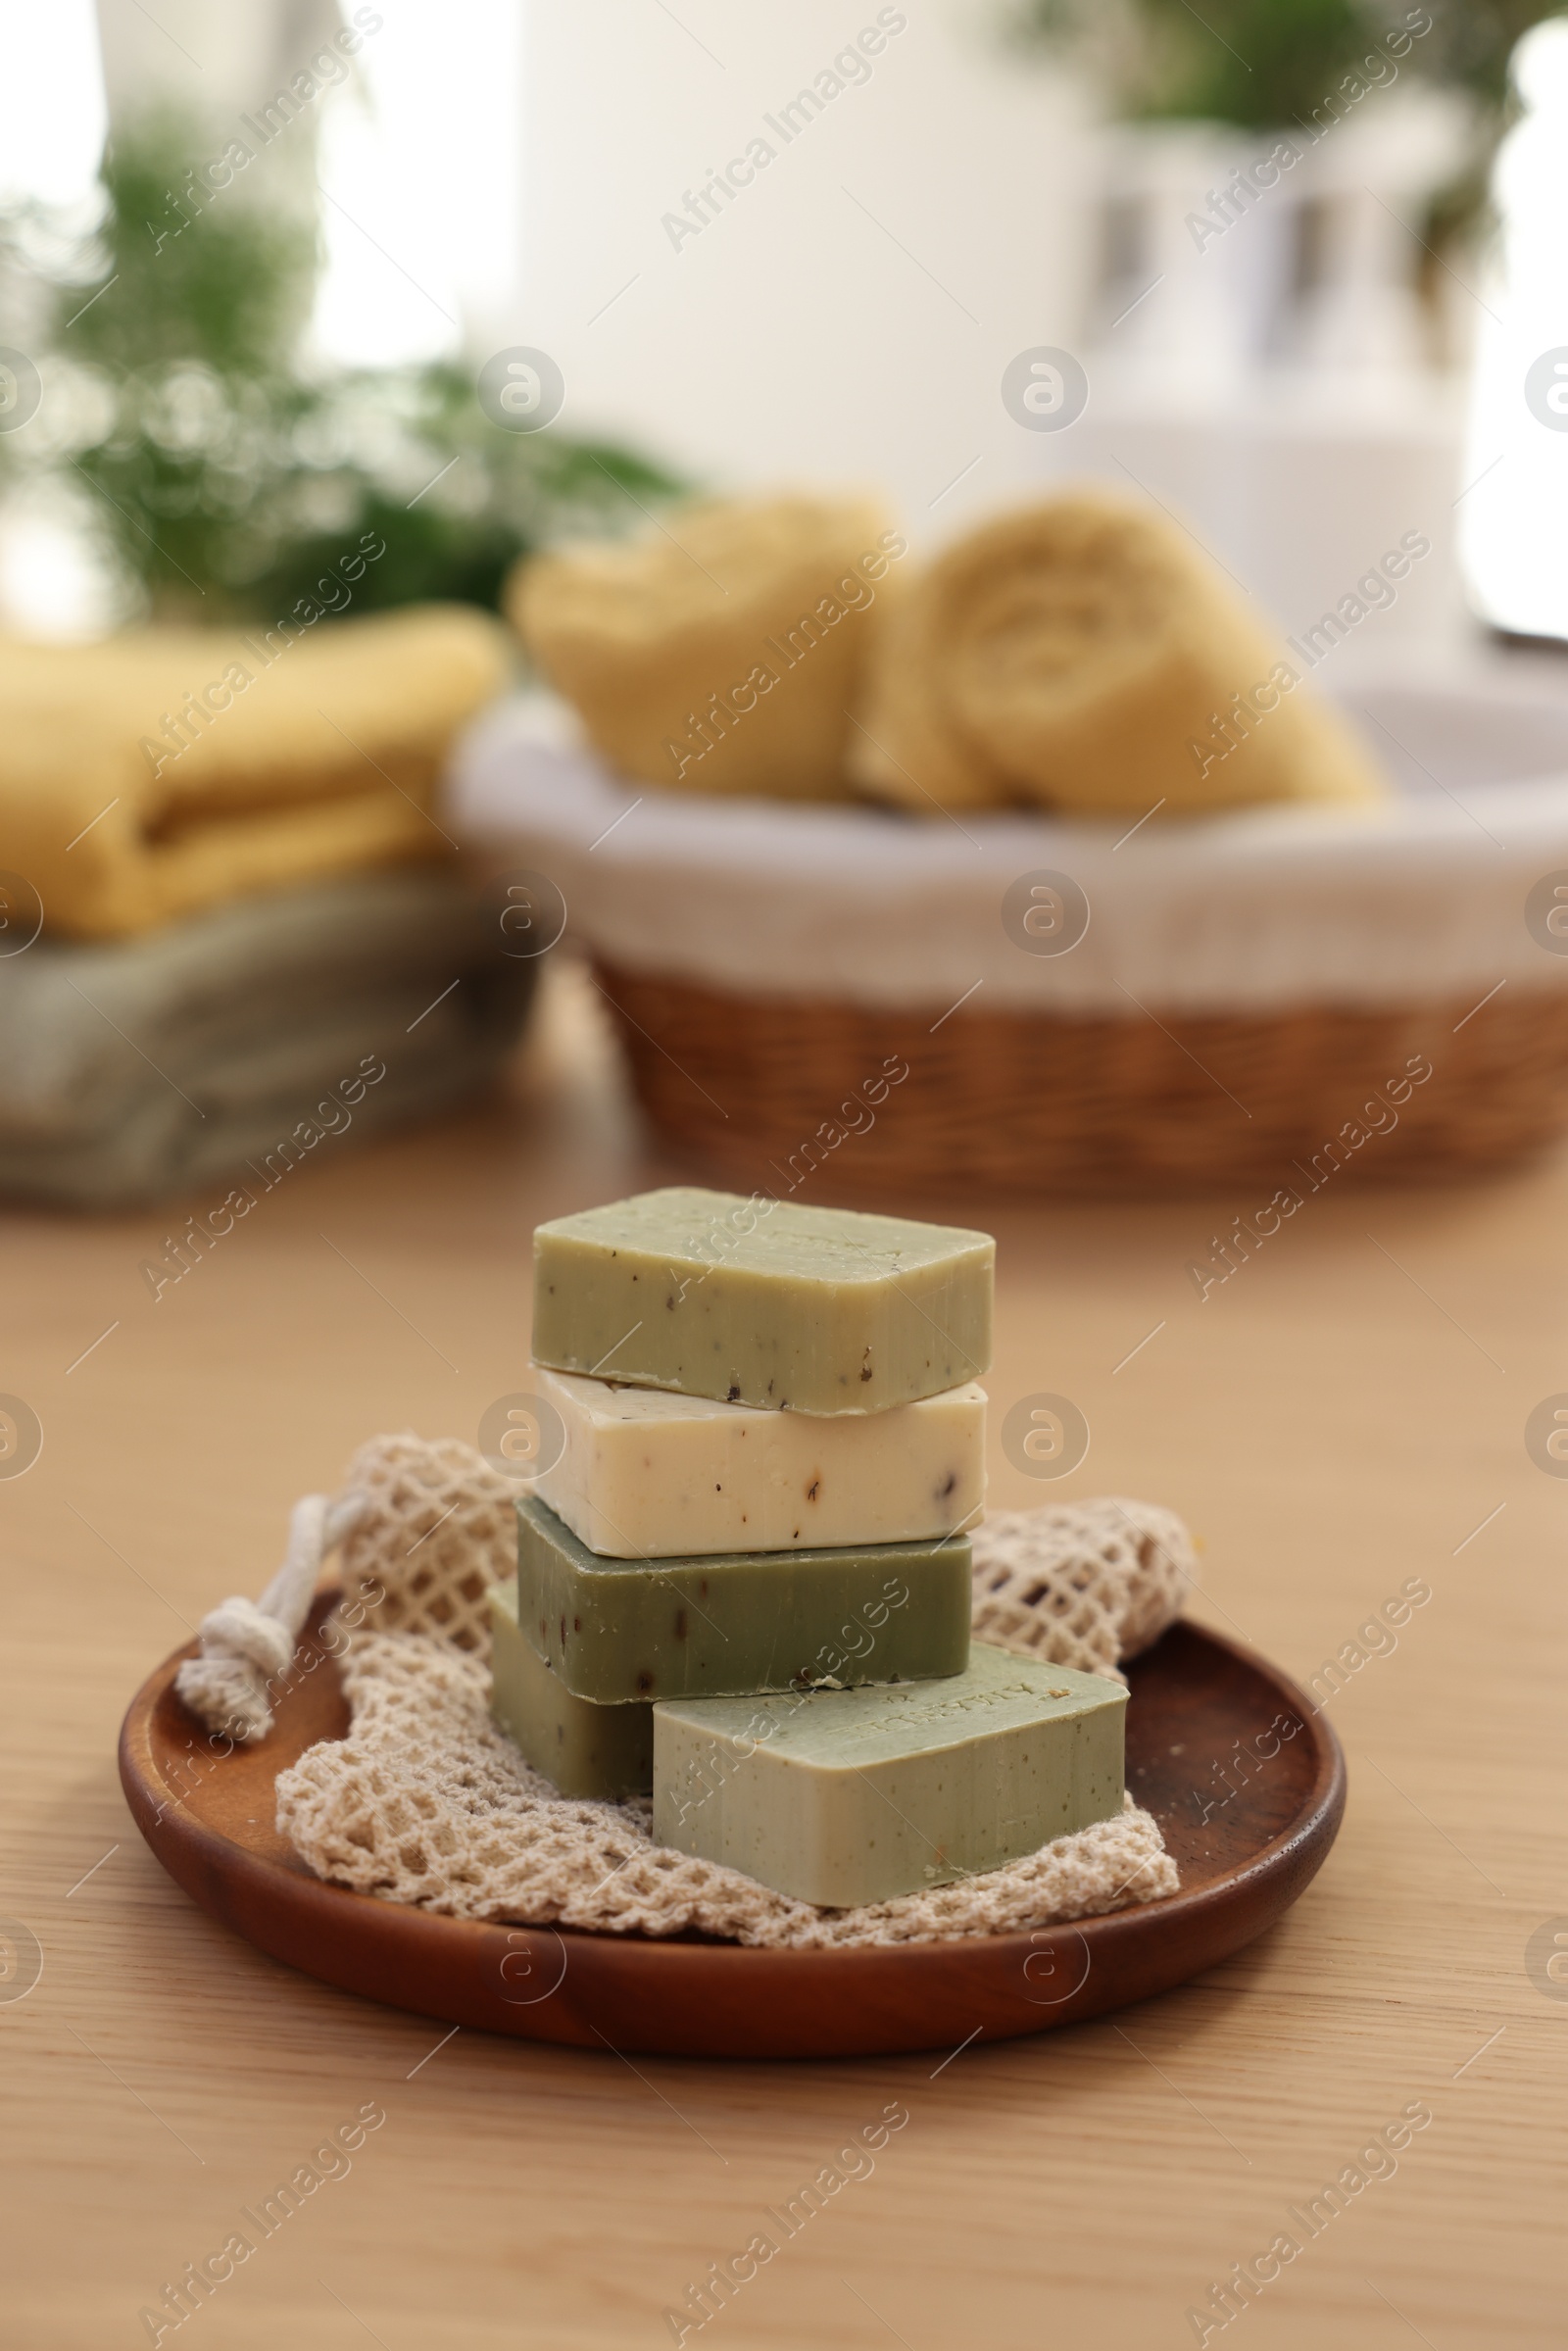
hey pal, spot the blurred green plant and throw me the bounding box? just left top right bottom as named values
left=1015, top=0, right=1566, bottom=130
left=1016, top=0, right=1568, bottom=251
left=1, top=113, right=681, bottom=625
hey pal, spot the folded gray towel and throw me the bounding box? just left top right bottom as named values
left=0, top=870, right=535, bottom=1205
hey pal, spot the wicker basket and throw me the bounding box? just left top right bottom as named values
left=455, top=670, right=1568, bottom=1199
left=593, top=960, right=1568, bottom=1197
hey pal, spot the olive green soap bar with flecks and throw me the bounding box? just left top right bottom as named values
left=488, top=1582, right=653, bottom=1799
left=516, top=1494, right=971, bottom=1704
left=530, top=1186, right=993, bottom=1414
left=653, top=1642, right=1127, bottom=1908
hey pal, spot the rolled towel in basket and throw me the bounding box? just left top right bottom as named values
left=848, top=490, right=1385, bottom=818
left=0, top=603, right=510, bottom=940
left=510, top=493, right=904, bottom=800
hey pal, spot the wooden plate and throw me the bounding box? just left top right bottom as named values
left=119, top=1600, right=1344, bottom=2059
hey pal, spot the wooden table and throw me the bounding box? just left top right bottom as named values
left=3, top=962, right=1560, bottom=2349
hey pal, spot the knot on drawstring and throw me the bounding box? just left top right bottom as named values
left=172, top=1489, right=368, bottom=1743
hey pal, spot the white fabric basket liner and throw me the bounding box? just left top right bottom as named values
left=452, top=658, right=1568, bottom=1017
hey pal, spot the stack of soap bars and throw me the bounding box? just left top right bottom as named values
left=488, top=1187, right=1127, bottom=1907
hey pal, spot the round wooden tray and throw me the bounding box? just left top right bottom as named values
left=120, top=1600, right=1344, bottom=2059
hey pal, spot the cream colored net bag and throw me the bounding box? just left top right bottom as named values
left=269, top=1435, right=1189, bottom=1948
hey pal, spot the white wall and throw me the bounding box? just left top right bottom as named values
left=514, top=0, right=1093, bottom=540
left=1458, top=18, right=1568, bottom=642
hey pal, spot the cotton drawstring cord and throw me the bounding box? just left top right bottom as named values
left=173, top=1489, right=368, bottom=1743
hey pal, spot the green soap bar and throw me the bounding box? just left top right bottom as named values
left=653, top=1642, right=1126, bottom=1908
left=531, top=1185, right=993, bottom=1414
left=488, top=1582, right=653, bottom=1799
left=517, top=1494, right=971, bottom=1704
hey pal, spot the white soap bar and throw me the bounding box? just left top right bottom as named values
left=530, top=1365, right=986, bottom=1558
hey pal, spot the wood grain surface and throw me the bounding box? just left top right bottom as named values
left=1, top=959, right=1561, bottom=2349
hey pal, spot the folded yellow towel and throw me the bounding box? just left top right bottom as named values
left=1, top=603, right=510, bottom=939
left=511, top=494, right=906, bottom=800
left=848, top=491, right=1385, bottom=819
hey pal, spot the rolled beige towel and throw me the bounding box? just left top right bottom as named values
left=511, top=494, right=906, bottom=800
left=848, top=491, right=1385, bottom=819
